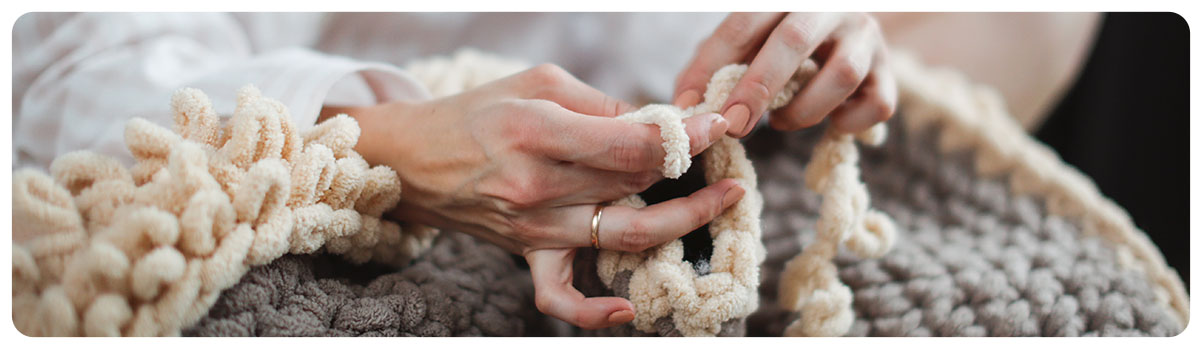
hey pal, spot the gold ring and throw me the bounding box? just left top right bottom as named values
left=591, top=203, right=606, bottom=249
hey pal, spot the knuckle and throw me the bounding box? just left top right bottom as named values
left=622, top=172, right=659, bottom=194
left=534, top=293, right=554, bottom=314
left=600, top=94, right=624, bottom=116
left=778, top=103, right=825, bottom=130
left=739, top=77, right=773, bottom=105
left=795, top=109, right=827, bottom=128
left=507, top=217, right=540, bottom=240
left=687, top=133, right=708, bottom=155
left=714, top=14, right=757, bottom=47
left=526, top=63, right=571, bottom=88
left=619, top=220, right=653, bottom=251
left=572, top=313, right=589, bottom=328
left=503, top=124, right=540, bottom=153
left=609, top=134, right=655, bottom=171
left=777, top=20, right=816, bottom=51
left=506, top=177, right=547, bottom=210
left=830, top=58, right=868, bottom=90
left=496, top=102, right=552, bottom=152
left=874, top=100, right=896, bottom=122
left=506, top=194, right=539, bottom=211
left=689, top=205, right=713, bottom=229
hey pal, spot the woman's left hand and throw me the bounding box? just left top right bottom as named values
left=673, top=12, right=897, bottom=137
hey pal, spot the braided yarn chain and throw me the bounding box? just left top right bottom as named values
left=600, top=59, right=895, bottom=336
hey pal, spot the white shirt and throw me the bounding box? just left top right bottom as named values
left=13, top=12, right=1098, bottom=171
left=12, top=12, right=727, bottom=171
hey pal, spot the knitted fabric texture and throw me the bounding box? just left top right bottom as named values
left=891, top=55, right=1189, bottom=325
left=184, top=232, right=545, bottom=336
left=742, top=53, right=1187, bottom=336
left=183, top=111, right=1188, bottom=337
left=11, top=86, right=437, bottom=336
left=744, top=117, right=1183, bottom=336
left=190, top=50, right=1185, bottom=337
left=12, top=48, right=1185, bottom=338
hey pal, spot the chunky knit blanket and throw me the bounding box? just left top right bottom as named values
left=745, top=121, right=1181, bottom=336
left=183, top=51, right=1186, bottom=337
left=14, top=49, right=1187, bottom=337
left=187, top=110, right=1185, bottom=337
left=184, top=232, right=551, bottom=336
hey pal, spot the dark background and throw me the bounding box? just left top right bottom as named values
left=1036, top=12, right=1190, bottom=288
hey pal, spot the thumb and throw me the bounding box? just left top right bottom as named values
left=526, top=248, right=635, bottom=329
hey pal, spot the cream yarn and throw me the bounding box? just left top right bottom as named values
left=775, top=125, right=896, bottom=337
left=402, top=49, right=895, bottom=336
left=12, top=86, right=438, bottom=336
left=11, top=47, right=900, bottom=337
left=605, top=60, right=894, bottom=336
left=614, top=62, right=815, bottom=179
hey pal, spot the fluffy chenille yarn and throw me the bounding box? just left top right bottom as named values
left=187, top=49, right=1186, bottom=338
left=14, top=47, right=1184, bottom=338
left=594, top=60, right=894, bottom=336
left=395, top=49, right=894, bottom=336
left=12, top=86, right=438, bottom=336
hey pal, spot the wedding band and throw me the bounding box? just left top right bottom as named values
left=591, top=203, right=606, bottom=249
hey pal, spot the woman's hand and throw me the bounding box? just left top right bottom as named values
left=674, top=12, right=897, bottom=136
left=330, top=64, right=745, bottom=329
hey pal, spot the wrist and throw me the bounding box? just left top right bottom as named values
left=319, top=102, right=411, bottom=168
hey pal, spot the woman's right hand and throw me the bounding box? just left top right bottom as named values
left=335, top=63, right=745, bottom=329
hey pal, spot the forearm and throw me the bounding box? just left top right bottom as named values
left=13, top=12, right=433, bottom=171
left=318, top=103, right=410, bottom=169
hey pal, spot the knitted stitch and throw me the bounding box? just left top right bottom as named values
left=745, top=117, right=1182, bottom=336
left=184, top=113, right=1187, bottom=337
left=887, top=53, right=1187, bottom=325
left=185, top=232, right=544, bottom=336
left=188, top=49, right=1185, bottom=337
left=13, top=47, right=1185, bottom=338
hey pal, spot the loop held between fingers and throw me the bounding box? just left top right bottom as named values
left=536, top=111, right=728, bottom=174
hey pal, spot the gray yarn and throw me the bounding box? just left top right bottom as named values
left=743, top=116, right=1183, bottom=337
left=185, top=114, right=1183, bottom=337
left=184, top=232, right=558, bottom=336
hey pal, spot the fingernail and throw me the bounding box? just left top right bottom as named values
left=721, top=183, right=746, bottom=208
left=723, top=104, right=750, bottom=136
left=706, top=113, right=728, bottom=143
left=674, top=89, right=701, bottom=108
left=608, top=310, right=635, bottom=324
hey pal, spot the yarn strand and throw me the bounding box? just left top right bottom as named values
left=12, top=86, right=438, bottom=336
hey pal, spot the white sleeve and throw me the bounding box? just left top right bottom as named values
left=12, top=12, right=432, bottom=171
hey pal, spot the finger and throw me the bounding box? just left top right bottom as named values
left=521, top=64, right=638, bottom=117
left=536, top=109, right=730, bottom=172
left=830, top=54, right=897, bottom=133
left=526, top=248, right=635, bottom=329
left=722, top=13, right=840, bottom=137
left=548, top=167, right=663, bottom=206
left=555, top=179, right=745, bottom=251
left=771, top=23, right=878, bottom=131
left=673, top=12, right=786, bottom=108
